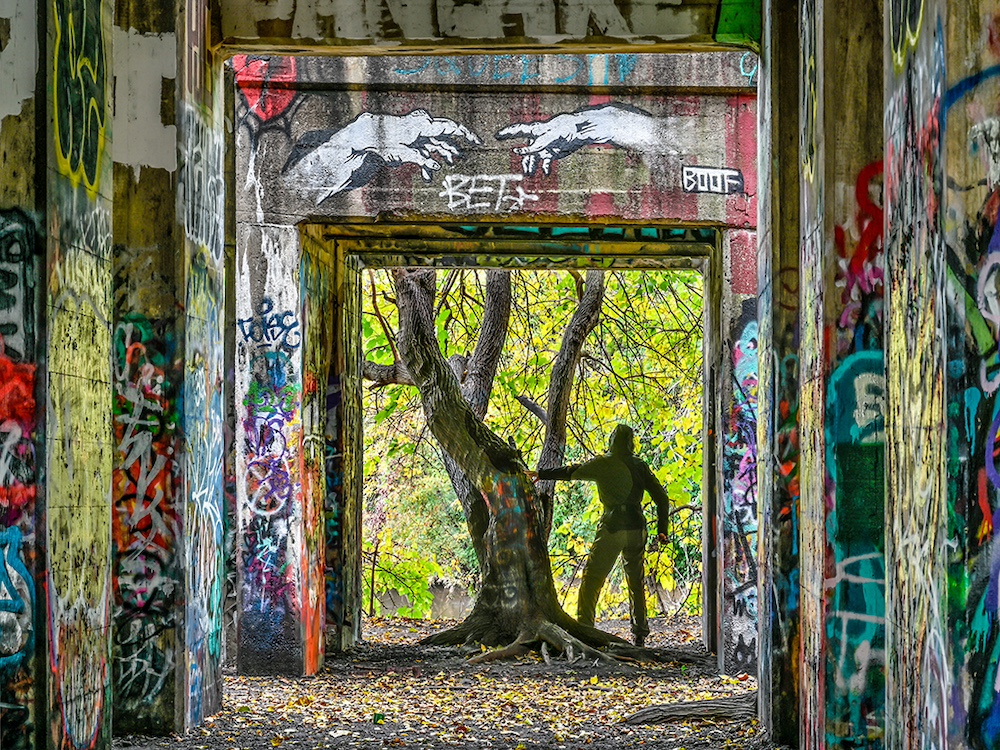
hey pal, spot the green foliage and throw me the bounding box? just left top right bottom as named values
left=362, top=528, right=444, bottom=618
left=361, top=267, right=705, bottom=618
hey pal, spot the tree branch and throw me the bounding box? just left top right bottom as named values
left=533, top=270, right=605, bottom=530
left=516, top=395, right=548, bottom=424
left=462, top=270, right=511, bottom=419
left=363, top=360, right=414, bottom=387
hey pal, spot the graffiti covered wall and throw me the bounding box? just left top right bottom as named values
left=236, top=54, right=757, bottom=229
left=234, top=51, right=757, bottom=658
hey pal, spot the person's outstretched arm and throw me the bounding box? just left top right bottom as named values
left=537, top=465, right=579, bottom=481
left=643, top=464, right=671, bottom=540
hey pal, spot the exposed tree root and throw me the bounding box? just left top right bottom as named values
left=468, top=631, right=534, bottom=664
left=623, top=691, right=758, bottom=724
left=420, top=612, right=682, bottom=666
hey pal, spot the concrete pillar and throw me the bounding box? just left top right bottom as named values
left=176, top=0, right=227, bottom=724
left=796, top=0, right=886, bottom=748
left=885, top=0, right=1000, bottom=746
left=110, top=3, right=183, bottom=732
left=235, top=222, right=329, bottom=674
left=107, top=0, right=227, bottom=732
left=883, top=0, right=946, bottom=746
left=756, top=0, right=801, bottom=743
left=0, top=46, right=44, bottom=743
left=43, top=0, right=117, bottom=744
left=719, top=227, right=760, bottom=674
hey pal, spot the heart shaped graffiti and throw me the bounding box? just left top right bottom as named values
left=233, top=56, right=299, bottom=124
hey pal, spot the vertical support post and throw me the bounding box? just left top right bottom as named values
left=329, top=243, right=363, bottom=651
left=235, top=224, right=326, bottom=674
left=177, top=0, right=226, bottom=727
left=797, top=1, right=827, bottom=744
left=0, top=6, right=44, bottom=746
left=756, top=0, right=801, bottom=743
left=820, top=3, right=886, bottom=746
left=45, top=0, right=115, bottom=747
left=703, top=242, right=722, bottom=656
left=109, top=3, right=182, bottom=732
left=299, top=230, right=334, bottom=672
left=799, top=0, right=887, bottom=747
left=719, top=228, right=760, bottom=674
left=108, top=0, right=227, bottom=732
left=935, top=2, right=1000, bottom=746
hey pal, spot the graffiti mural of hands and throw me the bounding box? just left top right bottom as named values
left=496, top=104, right=659, bottom=176
left=283, top=110, right=482, bottom=204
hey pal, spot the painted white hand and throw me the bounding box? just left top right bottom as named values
left=283, top=110, right=482, bottom=204
left=356, top=110, right=482, bottom=181
left=496, top=105, right=658, bottom=176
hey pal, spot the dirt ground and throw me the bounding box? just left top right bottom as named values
left=114, top=616, right=778, bottom=749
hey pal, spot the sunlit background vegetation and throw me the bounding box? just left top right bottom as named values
left=360, top=268, right=704, bottom=621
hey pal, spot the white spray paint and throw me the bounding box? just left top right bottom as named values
left=112, top=27, right=178, bottom=177
left=0, top=0, right=37, bottom=121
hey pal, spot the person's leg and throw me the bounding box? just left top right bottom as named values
left=577, top=525, right=623, bottom=628
left=622, top=528, right=649, bottom=645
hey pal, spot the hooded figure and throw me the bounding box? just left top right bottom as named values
left=538, top=423, right=670, bottom=646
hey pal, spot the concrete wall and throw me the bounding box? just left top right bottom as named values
left=218, top=0, right=760, bottom=52
left=235, top=54, right=757, bottom=227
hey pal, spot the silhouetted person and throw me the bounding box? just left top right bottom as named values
left=538, top=424, right=670, bottom=647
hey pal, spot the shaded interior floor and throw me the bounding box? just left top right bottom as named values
left=114, top=615, right=772, bottom=750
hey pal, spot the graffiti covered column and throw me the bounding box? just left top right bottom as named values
left=177, top=0, right=227, bottom=727
left=45, top=0, right=116, bottom=744
left=756, top=0, right=801, bottom=742
left=914, top=1, right=1000, bottom=747
left=798, top=0, right=888, bottom=748
left=236, top=221, right=326, bottom=675
left=719, top=228, right=759, bottom=675
left=0, top=12, right=43, bottom=737
left=108, top=0, right=187, bottom=733
left=883, top=0, right=947, bottom=746
left=827, top=19, right=888, bottom=750
left=108, top=0, right=227, bottom=731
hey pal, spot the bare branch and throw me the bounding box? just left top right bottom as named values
left=515, top=396, right=548, bottom=424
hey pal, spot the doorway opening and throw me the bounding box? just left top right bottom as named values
left=316, top=223, right=720, bottom=653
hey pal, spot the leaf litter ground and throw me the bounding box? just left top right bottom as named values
left=115, top=615, right=780, bottom=750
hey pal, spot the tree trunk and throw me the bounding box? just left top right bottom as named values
left=393, top=268, right=626, bottom=657
left=534, top=269, right=605, bottom=534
